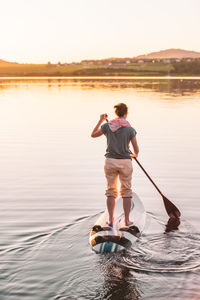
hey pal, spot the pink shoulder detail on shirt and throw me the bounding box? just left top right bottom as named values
left=108, top=118, right=131, bottom=132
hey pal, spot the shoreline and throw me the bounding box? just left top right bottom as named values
left=0, top=76, right=200, bottom=80
left=1, top=60, right=200, bottom=77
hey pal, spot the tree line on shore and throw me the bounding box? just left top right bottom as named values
left=0, top=60, right=200, bottom=76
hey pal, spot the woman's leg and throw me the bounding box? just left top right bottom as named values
left=122, top=197, right=133, bottom=226
left=118, top=160, right=133, bottom=226
left=106, top=196, right=115, bottom=225
left=104, top=159, right=118, bottom=225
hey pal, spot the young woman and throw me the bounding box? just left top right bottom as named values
left=91, top=103, right=139, bottom=226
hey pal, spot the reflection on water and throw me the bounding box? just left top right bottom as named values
left=1, top=76, right=200, bottom=96
left=96, top=255, right=140, bottom=300
left=0, top=77, right=199, bottom=299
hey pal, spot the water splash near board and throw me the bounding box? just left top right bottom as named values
left=89, top=192, right=146, bottom=253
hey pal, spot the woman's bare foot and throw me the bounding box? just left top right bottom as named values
left=125, top=220, right=133, bottom=227
left=106, top=220, right=113, bottom=227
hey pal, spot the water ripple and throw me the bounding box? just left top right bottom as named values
left=121, top=231, right=200, bottom=274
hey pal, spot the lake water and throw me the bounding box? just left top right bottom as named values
left=0, top=77, right=200, bottom=300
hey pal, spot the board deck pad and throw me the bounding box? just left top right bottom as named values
left=89, top=192, right=146, bottom=253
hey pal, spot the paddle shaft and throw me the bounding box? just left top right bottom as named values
left=133, top=155, right=181, bottom=218
left=133, top=157, right=163, bottom=197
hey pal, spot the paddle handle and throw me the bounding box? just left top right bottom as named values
left=133, top=157, right=163, bottom=196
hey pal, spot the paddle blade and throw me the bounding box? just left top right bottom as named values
left=162, top=195, right=181, bottom=218
left=165, top=216, right=181, bottom=233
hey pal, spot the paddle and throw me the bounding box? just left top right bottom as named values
left=133, top=156, right=181, bottom=218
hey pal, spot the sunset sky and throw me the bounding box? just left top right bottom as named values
left=1, top=0, right=200, bottom=63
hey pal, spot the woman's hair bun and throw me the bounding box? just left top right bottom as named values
left=114, top=103, right=128, bottom=117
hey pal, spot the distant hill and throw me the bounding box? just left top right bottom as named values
left=1, top=49, right=200, bottom=65
left=1, top=48, right=200, bottom=77
left=0, top=59, right=18, bottom=64
left=135, top=48, right=200, bottom=59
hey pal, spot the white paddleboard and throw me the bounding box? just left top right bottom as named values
left=89, top=192, right=146, bottom=253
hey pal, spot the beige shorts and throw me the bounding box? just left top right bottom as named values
left=104, top=158, right=133, bottom=198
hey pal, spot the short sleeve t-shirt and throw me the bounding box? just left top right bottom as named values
left=101, top=123, right=137, bottom=159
